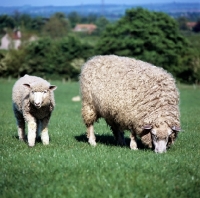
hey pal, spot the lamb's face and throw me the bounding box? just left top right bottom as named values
left=24, top=83, right=57, bottom=109
left=29, top=89, right=49, bottom=108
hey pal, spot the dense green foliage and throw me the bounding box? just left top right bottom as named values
left=193, top=20, right=200, bottom=33
left=186, top=34, right=200, bottom=83
left=0, top=13, right=45, bottom=35
left=95, top=8, right=194, bottom=82
left=42, top=13, right=70, bottom=38
left=0, top=35, right=94, bottom=80
left=68, top=12, right=99, bottom=28
left=0, top=79, right=200, bottom=197
left=0, top=8, right=199, bottom=83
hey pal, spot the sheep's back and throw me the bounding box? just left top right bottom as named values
left=80, top=55, right=179, bottom=130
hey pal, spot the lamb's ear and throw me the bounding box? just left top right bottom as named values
left=171, top=126, right=181, bottom=132
left=143, top=125, right=152, bottom=130
left=23, top=83, right=31, bottom=88
left=49, top=85, right=57, bottom=91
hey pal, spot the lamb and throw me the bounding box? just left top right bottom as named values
left=12, top=74, right=57, bottom=147
left=80, top=55, right=181, bottom=153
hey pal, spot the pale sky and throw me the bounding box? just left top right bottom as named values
left=0, top=0, right=198, bottom=7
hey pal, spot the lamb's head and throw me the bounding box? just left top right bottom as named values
left=143, top=123, right=181, bottom=153
left=23, top=82, right=57, bottom=109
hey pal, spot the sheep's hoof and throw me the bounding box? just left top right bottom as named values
left=117, top=140, right=126, bottom=146
left=43, top=143, right=49, bottom=146
left=131, top=147, right=138, bottom=150
left=130, top=140, right=138, bottom=150
left=19, top=138, right=25, bottom=142
left=130, top=144, right=138, bottom=150
left=88, top=139, right=97, bottom=146
left=42, top=140, right=49, bottom=145
left=28, top=143, right=35, bottom=147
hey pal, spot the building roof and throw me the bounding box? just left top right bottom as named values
left=186, top=22, right=197, bottom=29
left=73, top=24, right=97, bottom=34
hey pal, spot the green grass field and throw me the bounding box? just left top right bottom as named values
left=0, top=78, right=200, bottom=198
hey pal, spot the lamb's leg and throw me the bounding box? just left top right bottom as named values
left=130, top=132, right=138, bottom=150
left=23, top=112, right=37, bottom=147
left=36, top=120, right=41, bottom=139
left=27, top=118, right=37, bottom=147
left=41, top=118, right=50, bottom=145
left=13, top=109, right=25, bottom=141
left=17, top=118, right=25, bottom=141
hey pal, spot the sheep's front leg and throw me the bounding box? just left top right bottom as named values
left=130, top=132, right=138, bottom=150
left=87, top=125, right=96, bottom=146
left=27, top=118, right=37, bottom=147
left=41, top=118, right=50, bottom=145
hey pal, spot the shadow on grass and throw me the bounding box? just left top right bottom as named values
left=75, top=133, right=147, bottom=150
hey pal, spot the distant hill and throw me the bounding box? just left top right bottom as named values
left=0, top=3, right=199, bottom=20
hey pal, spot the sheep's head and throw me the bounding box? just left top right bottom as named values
left=23, top=82, right=57, bottom=109
left=143, top=124, right=181, bottom=153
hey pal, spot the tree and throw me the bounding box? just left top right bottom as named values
left=193, top=19, right=200, bottom=33
left=42, top=12, right=70, bottom=38
left=95, top=8, right=193, bottom=82
left=95, top=16, right=110, bottom=35
left=12, top=11, right=21, bottom=27
left=177, top=16, right=189, bottom=31
left=67, top=12, right=81, bottom=28
left=18, top=14, right=34, bottom=30
left=0, top=15, right=15, bottom=34
left=31, top=17, right=46, bottom=32
left=81, top=14, right=98, bottom=24
left=3, top=35, right=94, bottom=80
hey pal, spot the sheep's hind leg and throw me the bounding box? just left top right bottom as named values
left=117, top=130, right=126, bottom=146
left=87, top=125, right=96, bottom=146
left=115, top=131, right=126, bottom=146
left=36, top=120, right=41, bottom=140
left=130, top=132, right=138, bottom=150
left=108, top=121, right=126, bottom=146
left=14, top=109, right=25, bottom=141
left=82, top=103, right=97, bottom=146
left=17, top=118, right=25, bottom=141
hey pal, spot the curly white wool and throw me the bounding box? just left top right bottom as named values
left=80, top=55, right=181, bottom=153
left=12, top=74, right=57, bottom=147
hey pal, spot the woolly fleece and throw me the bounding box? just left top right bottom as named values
left=80, top=55, right=180, bottom=149
left=12, top=74, right=56, bottom=146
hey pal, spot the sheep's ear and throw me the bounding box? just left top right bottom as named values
left=49, top=85, right=57, bottom=91
left=23, top=83, right=31, bottom=88
left=172, top=126, right=181, bottom=132
left=143, top=125, right=152, bottom=130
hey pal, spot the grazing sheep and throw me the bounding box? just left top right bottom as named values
left=12, top=74, right=57, bottom=147
left=80, top=55, right=181, bottom=153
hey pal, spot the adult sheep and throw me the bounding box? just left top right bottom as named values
left=80, top=55, right=181, bottom=153
left=12, top=74, right=57, bottom=147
